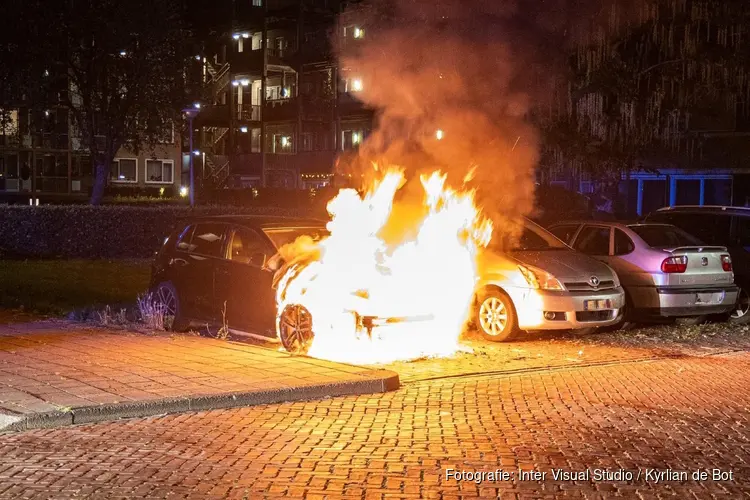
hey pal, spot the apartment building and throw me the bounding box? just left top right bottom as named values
left=0, top=76, right=183, bottom=201
left=190, top=0, right=373, bottom=190
left=541, top=1, right=750, bottom=216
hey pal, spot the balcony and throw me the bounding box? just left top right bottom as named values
left=231, top=153, right=262, bottom=176
left=266, top=47, right=296, bottom=68
left=230, top=151, right=337, bottom=177
left=338, top=92, right=371, bottom=117
left=301, top=97, right=334, bottom=121
left=227, top=50, right=264, bottom=75
left=237, top=103, right=261, bottom=122
left=264, top=98, right=298, bottom=121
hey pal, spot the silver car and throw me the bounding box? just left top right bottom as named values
left=471, top=218, right=625, bottom=341
left=548, top=221, right=738, bottom=321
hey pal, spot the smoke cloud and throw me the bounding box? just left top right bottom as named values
left=334, top=0, right=616, bottom=231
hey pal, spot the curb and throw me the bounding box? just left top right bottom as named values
left=1, top=369, right=399, bottom=433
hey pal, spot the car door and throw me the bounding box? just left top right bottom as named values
left=606, top=228, right=646, bottom=288
left=178, top=222, right=228, bottom=322
left=571, top=224, right=613, bottom=265
left=214, top=226, right=277, bottom=336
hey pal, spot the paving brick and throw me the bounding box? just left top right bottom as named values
left=0, top=353, right=748, bottom=497
left=0, top=329, right=394, bottom=424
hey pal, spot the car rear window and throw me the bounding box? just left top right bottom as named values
left=628, top=225, right=703, bottom=248
left=645, top=211, right=731, bottom=245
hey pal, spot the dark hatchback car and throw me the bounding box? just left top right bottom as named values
left=149, top=215, right=327, bottom=337
left=644, top=205, right=750, bottom=323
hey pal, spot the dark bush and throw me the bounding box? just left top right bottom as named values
left=0, top=205, right=315, bottom=259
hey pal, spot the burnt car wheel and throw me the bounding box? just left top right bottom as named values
left=153, top=281, right=187, bottom=332
left=278, top=304, right=315, bottom=354
left=474, top=288, right=518, bottom=342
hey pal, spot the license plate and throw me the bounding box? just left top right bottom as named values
left=695, top=291, right=725, bottom=305
left=584, top=299, right=612, bottom=311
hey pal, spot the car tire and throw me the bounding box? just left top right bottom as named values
left=474, top=288, right=519, bottom=342
left=278, top=304, right=315, bottom=354
left=153, top=281, right=188, bottom=332
left=728, top=284, right=750, bottom=325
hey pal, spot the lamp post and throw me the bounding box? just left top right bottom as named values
left=182, top=103, right=201, bottom=206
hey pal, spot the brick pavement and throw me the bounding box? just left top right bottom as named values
left=379, top=332, right=670, bottom=382
left=0, top=352, right=747, bottom=498
left=0, top=322, right=397, bottom=430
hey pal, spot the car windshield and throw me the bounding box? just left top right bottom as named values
left=262, top=227, right=329, bottom=251
left=628, top=224, right=703, bottom=248
left=488, top=220, right=570, bottom=252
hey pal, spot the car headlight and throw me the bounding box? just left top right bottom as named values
left=518, top=265, right=564, bottom=291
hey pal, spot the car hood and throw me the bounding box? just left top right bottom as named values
left=484, top=249, right=615, bottom=281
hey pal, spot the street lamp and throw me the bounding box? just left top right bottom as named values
left=182, top=104, right=201, bottom=206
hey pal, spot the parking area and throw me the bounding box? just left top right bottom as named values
left=239, top=320, right=750, bottom=382
left=0, top=349, right=747, bottom=498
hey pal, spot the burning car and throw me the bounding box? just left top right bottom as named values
left=270, top=169, right=626, bottom=361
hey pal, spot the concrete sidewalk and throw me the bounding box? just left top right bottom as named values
left=0, top=321, right=399, bottom=432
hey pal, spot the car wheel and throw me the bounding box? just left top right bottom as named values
left=153, top=281, right=187, bottom=331
left=278, top=304, right=315, bottom=354
left=474, top=288, right=518, bottom=342
left=729, top=285, right=750, bottom=324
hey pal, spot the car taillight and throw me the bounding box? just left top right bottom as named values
left=661, top=255, right=688, bottom=273
left=721, top=254, right=733, bottom=272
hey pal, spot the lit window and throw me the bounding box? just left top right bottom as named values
left=110, top=158, right=137, bottom=182
left=342, top=130, right=365, bottom=150
left=348, top=78, right=363, bottom=92
left=146, top=159, right=174, bottom=184
left=353, top=27, right=364, bottom=39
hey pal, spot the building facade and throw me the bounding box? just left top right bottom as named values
left=190, top=0, right=373, bottom=190
left=0, top=74, right=183, bottom=202
left=539, top=1, right=750, bottom=216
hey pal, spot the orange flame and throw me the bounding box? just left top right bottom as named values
left=276, top=166, right=492, bottom=364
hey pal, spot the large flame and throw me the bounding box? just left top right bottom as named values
left=275, top=166, right=492, bottom=364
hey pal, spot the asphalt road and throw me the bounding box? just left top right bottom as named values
left=0, top=347, right=748, bottom=498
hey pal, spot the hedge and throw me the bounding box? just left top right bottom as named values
left=0, top=205, right=318, bottom=259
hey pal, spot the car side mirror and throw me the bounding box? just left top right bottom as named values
left=265, top=253, right=284, bottom=272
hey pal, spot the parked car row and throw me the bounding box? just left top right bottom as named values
left=149, top=205, right=743, bottom=353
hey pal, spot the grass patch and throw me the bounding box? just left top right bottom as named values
left=0, top=259, right=151, bottom=315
